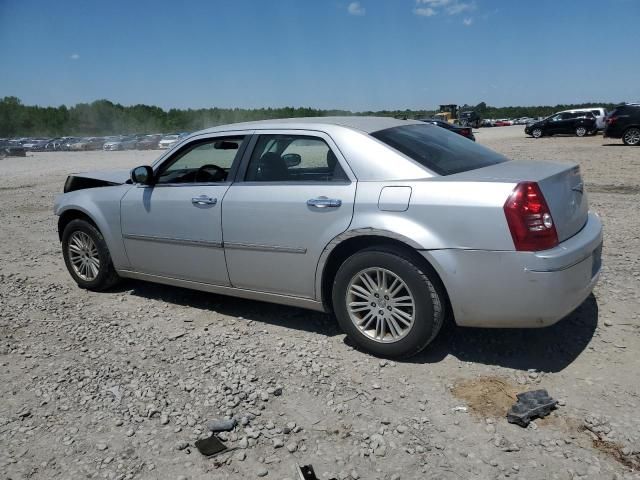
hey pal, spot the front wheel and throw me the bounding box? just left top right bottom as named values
left=623, top=127, right=640, bottom=146
left=531, top=128, right=543, bottom=138
left=332, top=247, right=445, bottom=358
left=62, top=219, right=120, bottom=291
left=575, top=126, right=587, bottom=137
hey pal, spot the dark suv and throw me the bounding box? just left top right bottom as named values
left=525, top=111, right=596, bottom=138
left=604, top=105, right=640, bottom=146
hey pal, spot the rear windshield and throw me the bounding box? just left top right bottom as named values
left=371, top=124, right=507, bottom=176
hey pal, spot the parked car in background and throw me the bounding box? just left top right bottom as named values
left=136, top=134, right=162, bottom=150
left=70, top=137, right=105, bottom=151
left=559, top=107, right=607, bottom=131
left=525, top=112, right=597, bottom=138
left=55, top=117, right=602, bottom=358
left=418, top=118, right=475, bottom=141
left=604, top=104, right=640, bottom=146
left=21, top=138, right=49, bottom=151
left=494, top=119, right=512, bottom=127
left=0, top=140, right=27, bottom=157
left=103, top=135, right=137, bottom=151
left=158, top=134, right=180, bottom=149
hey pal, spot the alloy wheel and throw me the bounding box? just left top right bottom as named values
left=68, top=231, right=100, bottom=281
left=576, top=127, right=586, bottom=137
left=532, top=129, right=542, bottom=138
left=623, top=128, right=640, bottom=146
left=345, top=267, right=415, bottom=343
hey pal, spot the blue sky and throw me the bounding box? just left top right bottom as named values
left=1, top=0, right=639, bottom=110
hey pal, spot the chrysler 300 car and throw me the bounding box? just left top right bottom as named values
left=54, top=117, right=602, bottom=357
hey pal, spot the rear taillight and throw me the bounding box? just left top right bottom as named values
left=606, top=116, right=617, bottom=125
left=460, top=128, right=471, bottom=136
left=503, top=182, right=558, bottom=251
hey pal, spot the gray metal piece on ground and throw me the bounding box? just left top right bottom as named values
left=507, top=389, right=558, bottom=427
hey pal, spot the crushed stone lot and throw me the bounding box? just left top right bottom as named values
left=1, top=125, right=640, bottom=480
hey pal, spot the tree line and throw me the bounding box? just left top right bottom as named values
left=0, top=96, right=625, bottom=137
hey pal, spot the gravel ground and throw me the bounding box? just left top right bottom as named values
left=1, top=126, right=639, bottom=480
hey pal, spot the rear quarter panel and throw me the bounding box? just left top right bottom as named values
left=348, top=180, right=516, bottom=251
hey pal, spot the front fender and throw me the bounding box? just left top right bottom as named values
left=55, top=185, right=132, bottom=269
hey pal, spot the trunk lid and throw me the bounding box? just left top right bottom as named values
left=445, top=160, right=588, bottom=243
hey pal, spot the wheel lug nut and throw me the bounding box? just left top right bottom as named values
left=384, top=295, right=389, bottom=300
left=378, top=310, right=384, bottom=315
left=370, top=302, right=376, bottom=307
left=374, top=293, right=379, bottom=298
left=387, top=306, right=392, bottom=311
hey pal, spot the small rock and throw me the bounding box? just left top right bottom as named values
left=96, top=443, right=108, bottom=451
left=206, top=418, right=237, bottom=432
left=257, top=468, right=268, bottom=477
left=286, top=442, right=298, bottom=453
left=176, top=441, right=189, bottom=451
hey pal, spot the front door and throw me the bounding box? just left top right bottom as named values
left=222, top=131, right=357, bottom=298
left=120, top=134, right=249, bottom=284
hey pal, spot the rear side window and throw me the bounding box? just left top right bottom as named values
left=371, top=124, right=507, bottom=176
left=591, top=110, right=601, bottom=116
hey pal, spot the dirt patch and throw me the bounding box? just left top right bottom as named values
left=591, top=437, right=640, bottom=470
left=451, top=376, right=518, bottom=418
left=587, top=184, right=640, bottom=195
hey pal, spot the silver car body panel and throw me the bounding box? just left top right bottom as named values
left=54, top=117, right=602, bottom=327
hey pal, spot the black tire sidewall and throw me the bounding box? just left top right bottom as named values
left=332, top=249, right=439, bottom=358
left=62, top=219, right=115, bottom=290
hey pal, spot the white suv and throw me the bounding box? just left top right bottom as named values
left=560, top=107, right=608, bottom=130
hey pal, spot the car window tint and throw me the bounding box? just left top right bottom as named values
left=245, top=134, right=347, bottom=182
left=591, top=110, right=601, bottom=116
left=371, top=124, right=507, bottom=176
left=156, top=136, right=245, bottom=184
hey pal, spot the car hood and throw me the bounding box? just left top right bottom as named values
left=71, top=169, right=131, bottom=184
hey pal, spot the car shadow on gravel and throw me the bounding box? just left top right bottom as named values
left=119, top=280, right=342, bottom=337
left=409, top=294, right=599, bottom=373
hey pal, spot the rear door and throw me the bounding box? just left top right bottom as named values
left=120, top=133, right=249, bottom=284
left=222, top=131, right=356, bottom=298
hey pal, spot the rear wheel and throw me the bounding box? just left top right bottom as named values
left=575, top=126, right=587, bottom=137
left=62, top=219, right=120, bottom=291
left=531, top=128, right=543, bottom=138
left=623, top=127, right=640, bottom=146
left=332, top=247, right=445, bottom=358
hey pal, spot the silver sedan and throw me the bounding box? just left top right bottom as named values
left=54, top=117, right=602, bottom=357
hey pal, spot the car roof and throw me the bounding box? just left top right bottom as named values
left=196, top=116, right=422, bottom=135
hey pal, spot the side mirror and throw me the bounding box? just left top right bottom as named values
left=282, top=153, right=302, bottom=168
left=131, top=165, right=154, bottom=185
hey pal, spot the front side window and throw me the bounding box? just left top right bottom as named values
left=371, top=124, right=507, bottom=176
left=245, top=134, right=347, bottom=182
left=156, top=136, right=246, bottom=184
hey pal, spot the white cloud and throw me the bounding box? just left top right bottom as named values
left=414, top=0, right=476, bottom=17
left=70, top=53, right=80, bottom=60
left=347, top=2, right=366, bottom=16
left=463, top=17, right=473, bottom=26
left=414, top=6, right=437, bottom=16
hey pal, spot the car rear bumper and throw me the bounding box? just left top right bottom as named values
left=424, top=212, right=602, bottom=328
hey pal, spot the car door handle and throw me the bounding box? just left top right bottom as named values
left=307, top=197, right=342, bottom=208
left=191, top=195, right=217, bottom=205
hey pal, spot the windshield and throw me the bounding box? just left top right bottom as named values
left=371, top=124, right=507, bottom=176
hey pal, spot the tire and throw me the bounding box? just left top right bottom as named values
left=62, top=219, right=120, bottom=291
left=575, top=126, right=587, bottom=137
left=531, top=128, right=543, bottom=138
left=332, top=247, right=445, bottom=358
left=623, top=127, right=640, bottom=146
